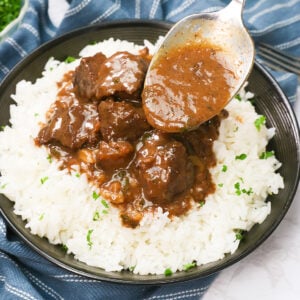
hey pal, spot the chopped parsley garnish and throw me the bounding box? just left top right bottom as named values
left=39, top=213, right=44, bottom=220
left=75, top=173, right=80, bottom=178
left=164, top=268, right=173, bottom=276
left=218, top=183, right=224, bottom=187
left=259, top=151, right=274, bottom=159
left=101, top=199, right=109, bottom=208
left=242, top=187, right=253, bottom=195
left=86, top=229, right=93, bottom=248
left=92, top=191, right=100, bottom=200
left=254, top=116, right=266, bottom=131
left=0, top=0, right=22, bottom=32
left=93, top=211, right=100, bottom=221
left=0, top=183, right=7, bottom=189
left=61, top=244, right=68, bottom=252
left=235, top=153, right=247, bottom=160
left=34, top=113, right=39, bottom=117
left=235, top=94, right=242, bottom=101
left=129, top=266, right=136, bottom=272
left=183, top=262, right=197, bottom=271
left=64, top=56, right=76, bottom=63
left=47, top=154, right=52, bottom=163
left=40, top=176, right=49, bottom=184
left=0, top=125, right=5, bottom=131
left=234, top=229, right=244, bottom=241
left=234, top=182, right=241, bottom=195
left=199, top=200, right=205, bottom=207
left=221, top=165, right=228, bottom=172
left=102, top=209, right=108, bottom=215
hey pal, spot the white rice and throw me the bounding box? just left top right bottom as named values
left=0, top=38, right=284, bottom=275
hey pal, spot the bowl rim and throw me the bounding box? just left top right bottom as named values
left=0, top=19, right=299, bottom=285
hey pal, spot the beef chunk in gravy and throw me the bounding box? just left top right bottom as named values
left=73, top=52, right=107, bottom=100
left=37, top=101, right=100, bottom=149
left=134, top=131, right=194, bottom=205
left=98, top=99, right=151, bottom=141
left=74, top=50, right=150, bottom=101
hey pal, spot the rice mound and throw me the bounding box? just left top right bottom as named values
left=0, top=38, right=284, bottom=275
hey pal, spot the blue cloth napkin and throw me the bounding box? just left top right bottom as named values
left=0, top=0, right=299, bottom=299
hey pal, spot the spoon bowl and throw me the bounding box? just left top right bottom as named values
left=143, top=0, right=255, bottom=132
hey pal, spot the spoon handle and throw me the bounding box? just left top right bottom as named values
left=220, top=0, right=246, bottom=23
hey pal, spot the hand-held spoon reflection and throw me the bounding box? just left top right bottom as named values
left=142, top=0, right=255, bottom=133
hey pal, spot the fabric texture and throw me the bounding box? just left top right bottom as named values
left=0, top=0, right=299, bottom=299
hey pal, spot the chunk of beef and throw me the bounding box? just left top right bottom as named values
left=73, top=50, right=150, bottom=101
left=96, top=140, right=134, bottom=171
left=73, top=52, right=107, bottom=100
left=98, top=99, right=151, bottom=141
left=37, top=101, right=100, bottom=149
left=134, top=131, right=194, bottom=204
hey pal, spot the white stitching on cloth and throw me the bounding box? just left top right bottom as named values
left=0, top=275, right=38, bottom=300
left=23, top=270, right=64, bottom=300
left=165, top=0, right=196, bottom=19
left=149, top=0, right=160, bottom=18
left=90, top=0, right=121, bottom=24
left=20, top=23, right=39, bottom=39
left=5, top=38, right=27, bottom=57
left=65, top=0, right=92, bottom=18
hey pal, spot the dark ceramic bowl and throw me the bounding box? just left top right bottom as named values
left=0, top=20, right=299, bottom=284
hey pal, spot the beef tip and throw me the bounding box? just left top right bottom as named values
left=134, top=130, right=194, bottom=204
left=37, top=101, right=101, bottom=149
left=95, top=51, right=149, bottom=100
left=73, top=50, right=150, bottom=101
left=73, top=52, right=107, bottom=100
left=98, top=99, right=151, bottom=141
left=96, top=140, right=134, bottom=171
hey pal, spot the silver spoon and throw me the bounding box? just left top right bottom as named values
left=143, top=0, right=255, bottom=132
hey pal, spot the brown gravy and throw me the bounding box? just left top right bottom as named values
left=35, top=49, right=228, bottom=228
left=143, top=43, right=233, bottom=132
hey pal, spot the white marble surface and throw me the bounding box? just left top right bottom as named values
left=48, top=2, right=300, bottom=299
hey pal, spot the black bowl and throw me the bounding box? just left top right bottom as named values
left=0, top=20, right=299, bottom=284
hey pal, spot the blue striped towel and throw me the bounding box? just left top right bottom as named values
left=0, top=1, right=299, bottom=299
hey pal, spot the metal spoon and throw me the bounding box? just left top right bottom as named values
left=143, top=0, right=255, bottom=132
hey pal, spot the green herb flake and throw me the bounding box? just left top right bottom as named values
left=183, top=262, right=197, bottom=271
left=254, top=116, right=266, bottom=131
left=34, top=113, right=39, bottom=117
left=47, top=154, right=52, bottom=163
left=218, top=183, right=224, bottom=188
left=234, top=182, right=241, bottom=195
left=198, top=200, right=205, bottom=207
left=86, top=229, right=93, bottom=248
left=1, top=183, right=7, bottom=189
left=221, top=165, right=228, bottom=172
left=64, top=56, right=76, bottom=63
left=39, top=213, right=44, bottom=220
left=92, top=191, right=100, bottom=200
left=234, top=229, right=244, bottom=241
left=75, top=173, right=80, bottom=178
left=61, top=244, right=68, bottom=252
left=164, top=268, right=173, bottom=276
left=235, top=153, right=247, bottom=160
left=102, top=209, right=108, bottom=215
left=259, top=151, right=274, bottom=159
left=101, top=199, right=109, bottom=208
left=235, top=94, right=242, bottom=101
left=242, top=187, right=253, bottom=196
left=40, top=176, right=49, bottom=184
left=129, top=266, right=136, bottom=272
left=0, top=0, right=22, bottom=32
left=0, top=125, right=6, bottom=131
left=93, top=211, right=100, bottom=221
